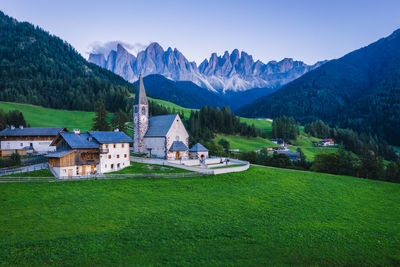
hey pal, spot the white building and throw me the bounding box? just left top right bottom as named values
left=133, top=75, right=191, bottom=160
left=189, top=143, right=209, bottom=159
left=46, top=130, right=132, bottom=177
left=0, top=126, right=66, bottom=156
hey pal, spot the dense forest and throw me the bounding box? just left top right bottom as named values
left=0, top=108, right=27, bottom=130
left=237, top=29, right=400, bottom=145
left=0, top=11, right=135, bottom=112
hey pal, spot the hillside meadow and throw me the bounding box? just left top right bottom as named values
left=0, top=166, right=399, bottom=266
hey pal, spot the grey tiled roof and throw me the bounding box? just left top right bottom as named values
left=45, top=150, right=74, bottom=158
left=144, top=114, right=178, bottom=137
left=169, top=141, right=188, bottom=151
left=88, top=131, right=132, bottom=144
left=0, top=127, right=65, bottom=137
left=60, top=133, right=99, bottom=149
left=189, top=143, right=208, bottom=152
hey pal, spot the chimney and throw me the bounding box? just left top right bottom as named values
left=10, top=125, right=15, bottom=130
left=19, top=125, right=23, bottom=130
left=114, top=128, right=119, bottom=132
left=73, top=129, right=80, bottom=134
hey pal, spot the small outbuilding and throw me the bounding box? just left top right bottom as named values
left=189, top=143, right=209, bottom=159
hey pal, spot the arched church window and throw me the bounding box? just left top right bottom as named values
left=134, top=106, right=138, bottom=113
left=176, top=136, right=180, bottom=141
left=142, top=106, right=146, bottom=115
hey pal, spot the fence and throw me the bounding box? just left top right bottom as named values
left=0, top=171, right=209, bottom=183
left=0, top=163, right=48, bottom=176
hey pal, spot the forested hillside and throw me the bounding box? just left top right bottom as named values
left=0, top=11, right=135, bottom=112
left=237, top=29, right=400, bottom=145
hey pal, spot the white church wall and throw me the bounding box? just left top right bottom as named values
left=143, top=137, right=165, bottom=158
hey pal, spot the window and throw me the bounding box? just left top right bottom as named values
left=124, top=154, right=127, bottom=158
left=20, top=143, right=23, bottom=147
left=175, top=136, right=179, bottom=141
left=111, top=164, right=114, bottom=169
left=142, top=106, right=146, bottom=115
left=106, top=144, right=108, bottom=148
left=117, top=163, right=120, bottom=168
left=134, top=106, right=138, bottom=113
left=122, top=144, right=124, bottom=148
left=113, top=144, right=116, bottom=148
left=108, top=155, right=111, bottom=159
left=105, top=164, right=107, bottom=168
left=117, top=154, right=120, bottom=159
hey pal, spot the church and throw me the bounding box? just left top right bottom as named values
left=133, top=75, right=190, bottom=160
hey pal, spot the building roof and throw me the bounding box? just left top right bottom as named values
left=133, top=74, right=149, bottom=105
left=169, top=141, right=188, bottom=151
left=60, top=132, right=99, bottom=149
left=45, top=150, right=74, bottom=158
left=189, top=143, right=208, bottom=152
left=144, top=114, right=178, bottom=137
left=0, top=127, right=65, bottom=137
left=88, top=131, right=133, bottom=144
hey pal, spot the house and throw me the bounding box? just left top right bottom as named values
left=189, top=143, right=209, bottom=159
left=267, top=146, right=290, bottom=152
left=321, top=138, right=335, bottom=146
left=133, top=75, right=190, bottom=160
left=270, top=138, right=284, bottom=145
left=46, top=130, right=132, bottom=177
left=0, top=126, right=66, bottom=156
left=275, top=150, right=301, bottom=161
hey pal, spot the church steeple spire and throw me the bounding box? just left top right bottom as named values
left=134, top=74, right=148, bottom=105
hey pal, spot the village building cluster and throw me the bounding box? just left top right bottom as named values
left=0, top=75, right=209, bottom=177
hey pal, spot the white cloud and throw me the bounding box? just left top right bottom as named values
left=86, top=41, right=148, bottom=56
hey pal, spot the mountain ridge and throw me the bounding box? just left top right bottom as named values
left=89, top=42, right=325, bottom=92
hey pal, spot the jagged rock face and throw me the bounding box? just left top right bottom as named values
left=89, top=42, right=325, bottom=92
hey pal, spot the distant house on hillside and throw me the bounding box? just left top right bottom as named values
left=133, top=75, right=191, bottom=160
left=321, top=139, right=335, bottom=146
left=270, top=138, right=284, bottom=145
left=46, top=129, right=132, bottom=177
left=0, top=126, right=66, bottom=156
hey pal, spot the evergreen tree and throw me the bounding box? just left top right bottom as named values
left=92, top=100, right=110, bottom=131
left=111, top=109, right=128, bottom=132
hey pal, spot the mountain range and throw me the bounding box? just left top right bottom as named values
left=89, top=42, right=325, bottom=92
left=237, top=29, right=400, bottom=145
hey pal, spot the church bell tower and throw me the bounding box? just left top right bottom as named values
left=133, top=74, right=149, bottom=153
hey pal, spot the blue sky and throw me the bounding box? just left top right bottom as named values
left=1, top=0, right=399, bottom=64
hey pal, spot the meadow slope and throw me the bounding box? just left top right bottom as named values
left=0, top=166, right=399, bottom=266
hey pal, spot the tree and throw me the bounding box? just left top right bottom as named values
left=218, top=138, right=230, bottom=151
left=92, top=99, right=110, bottom=131
left=10, top=152, right=21, bottom=166
left=111, top=109, right=129, bottom=132
left=272, top=116, right=299, bottom=141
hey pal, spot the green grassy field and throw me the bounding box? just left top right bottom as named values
left=0, top=166, right=399, bottom=266
left=1, top=169, right=54, bottom=177
left=149, top=97, right=195, bottom=119
left=0, top=102, right=96, bottom=132
left=107, top=161, right=190, bottom=174
left=215, top=134, right=277, bottom=152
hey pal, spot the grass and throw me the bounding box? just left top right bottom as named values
left=106, top=161, right=190, bottom=174
left=1, top=168, right=54, bottom=177
left=215, top=134, right=277, bottom=152
left=0, top=101, right=113, bottom=132
left=239, top=117, right=273, bottom=137
left=149, top=97, right=195, bottom=119
left=0, top=166, right=399, bottom=265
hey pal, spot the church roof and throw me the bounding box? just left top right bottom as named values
left=88, top=131, right=132, bottom=144
left=169, top=141, right=188, bottom=151
left=189, top=143, right=208, bottom=152
left=144, top=114, right=178, bottom=137
left=133, top=74, right=148, bottom=105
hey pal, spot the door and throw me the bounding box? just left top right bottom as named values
left=68, top=169, right=73, bottom=177
left=82, top=165, right=86, bottom=175
left=175, top=152, right=179, bottom=160
left=91, top=165, right=95, bottom=173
